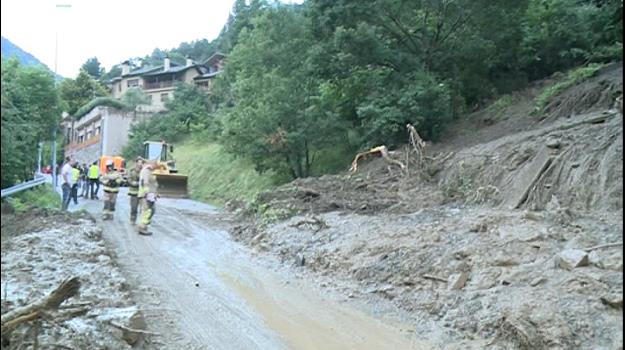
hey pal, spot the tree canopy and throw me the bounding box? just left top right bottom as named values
left=1, top=58, right=60, bottom=187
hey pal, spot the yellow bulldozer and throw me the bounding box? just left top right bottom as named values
left=143, top=141, right=189, bottom=198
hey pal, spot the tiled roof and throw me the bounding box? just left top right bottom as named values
left=203, top=52, right=226, bottom=66
left=123, top=65, right=162, bottom=77
left=142, top=64, right=201, bottom=77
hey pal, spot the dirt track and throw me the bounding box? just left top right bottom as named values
left=72, top=189, right=428, bottom=349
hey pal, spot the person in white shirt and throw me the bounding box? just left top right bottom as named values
left=61, top=157, right=74, bottom=211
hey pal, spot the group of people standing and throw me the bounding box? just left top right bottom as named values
left=60, top=158, right=100, bottom=210
left=60, top=156, right=158, bottom=236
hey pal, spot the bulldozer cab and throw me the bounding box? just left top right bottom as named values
left=142, top=141, right=188, bottom=198
left=144, top=141, right=172, bottom=162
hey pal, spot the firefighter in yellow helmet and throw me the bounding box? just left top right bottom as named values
left=127, top=157, right=144, bottom=224
left=137, top=161, right=159, bottom=235
left=100, top=159, right=123, bottom=220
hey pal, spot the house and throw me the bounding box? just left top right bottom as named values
left=62, top=106, right=152, bottom=165
left=63, top=52, right=226, bottom=163
left=109, top=52, right=226, bottom=111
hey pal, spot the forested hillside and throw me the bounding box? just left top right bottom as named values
left=124, top=0, right=622, bottom=182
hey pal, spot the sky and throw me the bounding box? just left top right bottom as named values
left=1, top=0, right=237, bottom=78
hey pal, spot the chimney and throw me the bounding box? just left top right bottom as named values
left=121, top=60, right=130, bottom=75
left=186, top=56, right=193, bottom=67
left=164, top=55, right=171, bottom=71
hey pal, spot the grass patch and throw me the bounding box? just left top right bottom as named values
left=484, top=94, right=515, bottom=120
left=5, top=184, right=61, bottom=213
left=174, top=140, right=278, bottom=206
left=534, top=63, right=605, bottom=114
left=73, top=97, right=129, bottom=119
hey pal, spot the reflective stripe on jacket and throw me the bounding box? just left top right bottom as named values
left=127, top=168, right=140, bottom=196
left=101, top=170, right=123, bottom=193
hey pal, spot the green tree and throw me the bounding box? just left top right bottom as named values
left=59, top=69, right=109, bottom=115
left=123, top=84, right=216, bottom=159
left=165, top=83, right=213, bottom=131
left=81, top=57, right=104, bottom=79
left=99, top=64, right=122, bottom=82
left=218, top=6, right=344, bottom=178
left=1, top=58, right=60, bottom=187
left=122, top=87, right=150, bottom=112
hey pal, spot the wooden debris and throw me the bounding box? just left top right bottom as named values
left=1, top=277, right=81, bottom=334
left=422, top=274, right=448, bottom=283
left=290, top=216, right=328, bottom=232
left=406, top=123, right=427, bottom=164
left=349, top=145, right=405, bottom=173
left=584, top=242, right=623, bottom=252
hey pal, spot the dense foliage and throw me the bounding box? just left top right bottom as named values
left=58, top=69, right=109, bottom=115
left=1, top=58, right=61, bottom=188
left=123, top=0, right=622, bottom=180
left=122, top=84, right=213, bottom=159
left=5, top=0, right=621, bottom=188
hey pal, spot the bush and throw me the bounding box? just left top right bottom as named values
left=534, top=63, right=605, bottom=113
left=5, top=184, right=61, bottom=213
left=73, top=97, right=129, bottom=119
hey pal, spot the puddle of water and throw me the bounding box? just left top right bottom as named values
left=220, top=268, right=431, bottom=350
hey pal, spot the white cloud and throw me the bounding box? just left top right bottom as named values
left=1, top=0, right=235, bottom=77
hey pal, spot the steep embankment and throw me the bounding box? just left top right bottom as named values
left=175, top=141, right=277, bottom=205
left=230, top=63, right=623, bottom=349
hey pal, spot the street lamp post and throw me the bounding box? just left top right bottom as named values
left=52, top=3, right=71, bottom=188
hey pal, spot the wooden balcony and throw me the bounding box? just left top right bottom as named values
left=143, top=81, right=174, bottom=90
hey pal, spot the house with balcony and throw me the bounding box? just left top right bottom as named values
left=110, top=52, right=226, bottom=111
left=62, top=52, right=226, bottom=164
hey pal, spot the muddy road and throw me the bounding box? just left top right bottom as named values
left=68, top=188, right=427, bottom=349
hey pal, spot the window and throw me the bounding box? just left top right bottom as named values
left=95, top=126, right=101, bottom=136
left=127, top=79, right=139, bottom=88
left=79, top=135, right=84, bottom=143
left=118, top=84, right=121, bottom=92
left=160, top=93, right=169, bottom=102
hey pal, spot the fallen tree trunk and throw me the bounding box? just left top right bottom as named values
left=349, top=146, right=405, bottom=173
left=1, top=277, right=80, bottom=334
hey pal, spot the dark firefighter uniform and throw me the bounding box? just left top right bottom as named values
left=100, top=161, right=123, bottom=220
left=127, top=162, right=142, bottom=224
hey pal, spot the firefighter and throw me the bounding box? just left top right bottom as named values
left=137, top=161, right=159, bottom=235
left=100, top=159, right=123, bottom=220
left=127, top=157, right=144, bottom=224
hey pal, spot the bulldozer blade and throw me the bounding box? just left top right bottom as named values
left=154, top=174, right=189, bottom=198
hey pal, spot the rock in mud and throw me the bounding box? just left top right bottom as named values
left=97, top=308, right=147, bottom=346
left=546, top=138, right=562, bottom=149
left=448, top=272, right=470, bottom=290
left=295, top=253, right=306, bottom=267
left=530, top=277, right=547, bottom=287
left=523, top=211, right=544, bottom=221
left=556, top=249, right=589, bottom=270
left=600, top=295, right=623, bottom=309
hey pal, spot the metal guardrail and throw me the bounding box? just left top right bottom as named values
left=1, top=175, right=48, bottom=198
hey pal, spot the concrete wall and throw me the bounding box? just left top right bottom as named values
left=101, top=108, right=135, bottom=156
left=65, top=137, right=101, bottom=166
left=65, top=106, right=154, bottom=163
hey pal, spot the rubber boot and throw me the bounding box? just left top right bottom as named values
left=137, top=224, right=152, bottom=236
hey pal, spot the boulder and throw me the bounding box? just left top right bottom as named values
left=448, top=272, right=469, bottom=291
left=557, top=249, right=589, bottom=270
